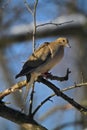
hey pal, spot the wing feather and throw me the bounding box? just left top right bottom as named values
left=15, top=42, right=51, bottom=78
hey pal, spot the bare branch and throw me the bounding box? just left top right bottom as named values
left=0, top=80, right=26, bottom=99
left=34, top=0, right=38, bottom=10
left=1, top=14, right=86, bottom=47
left=32, top=94, right=54, bottom=116
left=32, top=0, right=38, bottom=52
left=29, top=0, right=38, bottom=115
left=38, top=77, right=87, bottom=113
left=24, top=0, right=38, bottom=51
left=1, top=78, right=87, bottom=102
left=32, top=81, right=87, bottom=116
left=24, top=0, right=33, bottom=15
left=23, top=0, right=38, bottom=114
left=36, top=20, right=74, bottom=28
left=0, top=102, right=47, bottom=130
left=62, top=82, right=87, bottom=92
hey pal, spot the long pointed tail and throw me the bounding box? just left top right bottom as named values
left=21, top=75, right=35, bottom=111
left=24, top=81, right=33, bottom=103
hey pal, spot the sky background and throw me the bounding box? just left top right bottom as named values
left=0, top=0, right=87, bottom=130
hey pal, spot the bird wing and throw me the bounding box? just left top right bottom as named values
left=16, top=42, right=51, bottom=78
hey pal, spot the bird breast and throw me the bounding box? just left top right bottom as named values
left=35, top=46, right=64, bottom=74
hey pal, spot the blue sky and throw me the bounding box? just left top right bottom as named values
left=0, top=0, right=87, bottom=130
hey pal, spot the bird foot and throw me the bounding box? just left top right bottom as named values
left=42, top=72, right=52, bottom=78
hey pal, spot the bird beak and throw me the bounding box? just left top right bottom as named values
left=65, top=39, right=71, bottom=48
left=66, top=43, right=71, bottom=48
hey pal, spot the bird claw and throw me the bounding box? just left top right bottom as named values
left=42, top=72, right=52, bottom=78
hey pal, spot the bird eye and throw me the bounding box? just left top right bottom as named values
left=62, top=39, right=65, bottom=42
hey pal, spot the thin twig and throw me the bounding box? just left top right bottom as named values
left=32, top=0, right=38, bottom=52
left=6, top=79, right=86, bottom=117
left=23, top=0, right=38, bottom=115
left=29, top=0, right=38, bottom=116
left=61, top=82, right=87, bottom=92
left=32, top=82, right=87, bottom=116
left=38, top=77, right=87, bottom=113
left=32, top=68, right=71, bottom=116
left=0, top=80, right=26, bottom=99
left=29, top=83, right=35, bottom=117
left=24, top=0, right=33, bottom=15
left=0, top=102, right=47, bottom=130
left=1, top=79, right=87, bottom=100
left=36, top=20, right=74, bottom=28
left=1, top=78, right=87, bottom=117
left=32, top=94, right=54, bottom=116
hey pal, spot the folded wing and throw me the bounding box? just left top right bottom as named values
left=15, top=42, right=51, bottom=78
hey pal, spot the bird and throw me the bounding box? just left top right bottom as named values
left=15, top=37, right=70, bottom=101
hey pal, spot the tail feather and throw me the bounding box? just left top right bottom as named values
left=24, top=80, right=33, bottom=102
left=21, top=75, right=36, bottom=110
left=24, top=74, right=36, bottom=101
left=15, top=73, right=21, bottom=79
left=15, top=68, right=31, bottom=79
left=16, top=72, right=38, bottom=110
left=15, top=69, right=26, bottom=79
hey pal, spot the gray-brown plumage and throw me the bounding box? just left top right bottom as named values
left=15, top=37, right=70, bottom=100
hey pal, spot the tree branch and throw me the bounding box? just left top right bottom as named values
left=32, top=0, right=38, bottom=51
left=1, top=78, right=87, bottom=101
left=24, top=0, right=38, bottom=115
left=0, top=102, right=47, bottom=130
left=1, top=14, right=86, bottom=48
left=0, top=80, right=26, bottom=99
left=32, top=81, right=87, bottom=116
left=32, top=94, right=54, bottom=117
left=62, top=82, right=87, bottom=92
left=36, top=20, right=73, bottom=28
left=38, top=77, right=87, bottom=113
left=24, top=0, right=33, bottom=15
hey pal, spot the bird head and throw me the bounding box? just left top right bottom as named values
left=56, top=37, right=71, bottom=48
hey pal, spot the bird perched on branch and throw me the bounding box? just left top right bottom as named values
left=15, top=37, right=70, bottom=100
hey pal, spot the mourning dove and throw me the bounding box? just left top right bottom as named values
left=15, top=37, right=70, bottom=101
